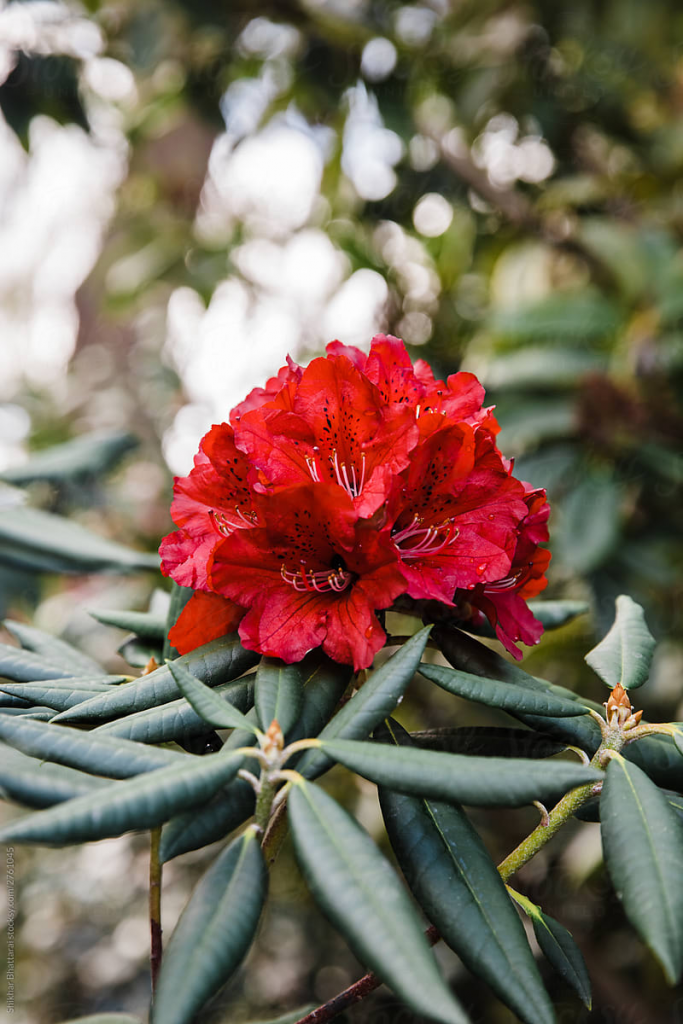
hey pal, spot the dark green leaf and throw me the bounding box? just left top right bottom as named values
left=0, top=749, right=243, bottom=845
left=379, top=722, right=553, bottom=1024
left=159, top=778, right=255, bottom=863
left=168, top=660, right=259, bottom=733
left=92, top=674, right=255, bottom=744
left=255, top=657, right=305, bottom=737
left=4, top=619, right=103, bottom=675
left=117, top=636, right=162, bottom=669
left=508, top=888, right=591, bottom=1008
left=0, top=506, right=159, bottom=574
left=601, top=755, right=683, bottom=982
left=627, top=733, right=683, bottom=791
left=152, top=829, right=268, bottom=1024
left=318, top=737, right=601, bottom=807
left=410, top=727, right=566, bottom=759
left=419, top=662, right=589, bottom=717
left=555, top=470, right=621, bottom=574
left=297, top=626, right=432, bottom=779
left=0, top=743, right=109, bottom=808
left=286, top=655, right=352, bottom=746
left=0, top=714, right=192, bottom=779
left=585, top=595, right=656, bottom=690
left=52, top=635, right=259, bottom=723
left=163, top=583, right=193, bottom=660
left=288, top=779, right=468, bottom=1024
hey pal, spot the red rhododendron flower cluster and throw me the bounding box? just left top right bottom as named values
left=160, top=336, right=550, bottom=670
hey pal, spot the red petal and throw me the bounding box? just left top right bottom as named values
left=168, top=592, right=245, bottom=655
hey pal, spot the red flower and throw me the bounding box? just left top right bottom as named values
left=161, top=336, right=550, bottom=669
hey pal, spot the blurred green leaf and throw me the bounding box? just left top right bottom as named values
left=288, top=778, right=469, bottom=1024
left=0, top=431, right=137, bottom=486
left=91, top=609, right=168, bottom=641
left=0, top=506, right=159, bottom=574
left=0, top=643, right=75, bottom=682
left=585, top=595, right=656, bottom=689
left=152, top=830, right=268, bottom=1024
left=4, top=619, right=104, bottom=676
left=489, top=291, right=621, bottom=343
left=555, top=469, right=621, bottom=574
left=526, top=600, right=590, bottom=630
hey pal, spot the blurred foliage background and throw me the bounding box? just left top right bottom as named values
left=1, top=0, right=683, bottom=1021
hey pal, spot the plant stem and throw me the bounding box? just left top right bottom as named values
left=255, top=775, right=277, bottom=832
left=496, top=779, right=598, bottom=881
left=261, top=797, right=289, bottom=867
left=149, top=825, right=163, bottom=995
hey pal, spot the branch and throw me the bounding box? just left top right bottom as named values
left=149, top=825, right=163, bottom=995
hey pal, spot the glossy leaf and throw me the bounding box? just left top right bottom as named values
left=286, top=654, right=352, bottom=745
left=168, top=659, right=259, bottom=733
left=52, top=635, right=259, bottom=723
left=626, top=733, right=683, bottom=792
left=508, top=888, right=591, bottom=1008
left=288, top=778, right=469, bottom=1024
left=0, top=505, right=159, bottom=575
left=585, top=595, right=656, bottom=690
left=0, top=714, right=191, bottom=779
left=419, top=662, right=589, bottom=717
left=159, top=778, right=255, bottom=863
left=379, top=722, right=554, bottom=1024
left=255, top=657, right=305, bottom=737
left=93, top=675, right=255, bottom=744
left=152, top=829, right=268, bottom=1024
left=0, top=749, right=243, bottom=845
left=601, top=755, right=683, bottom=982
left=4, top=618, right=103, bottom=675
left=0, top=743, right=109, bottom=808
left=318, top=737, right=601, bottom=807
left=91, top=608, right=167, bottom=640
left=297, top=626, right=431, bottom=779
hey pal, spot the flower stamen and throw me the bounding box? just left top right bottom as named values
left=393, top=516, right=459, bottom=559
left=281, top=563, right=353, bottom=593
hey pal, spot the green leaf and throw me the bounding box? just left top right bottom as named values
left=288, top=778, right=468, bottom=1024
left=297, top=626, right=432, bottom=779
left=601, top=755, right=683, bottom=982
left=255, top=657, right=305, bottom=736
left=627, top=733, right=683, bottom=791
left=0, top=714, right=191, bottom=779
left=159, top=778, right=255, bottom=863
left=91, top=609, right=168, bottom=641
left=54, top=1016, right=142, bottom=1024
left=410, top=727, right=566, bottom=759
left=585, top=595, right=656, bottom=690
left=52, top=635, right=259, bottom=723
left=0, top=431, right=137, bottom=486
left=508, top=888, right=591, bottom=1008
left=0, top=748, right=243, bottom=845
left=318, top=738, right=601, bottom=807
left=286, top=655, right=352, bottom=746
left=92, top=675, right=255, bottom=744
left=152, top=829, right=267, bottom=1024
left=0, top=681, right=116, bottom=713
left=489, top=290, right=620, bottom=343
left=4, top=618, right=103, bottom=675
left=419, top=663, right=589, bottom=717
left=0, top=643, right=74, bottom=682
left=379, top=722, right=554, bottom=1024
left=0, top=707, right=55, bottom=720
left=116, top=635, right=162, bottom=669
left=0, top=743, right=109, bottom=808
left=526, top=600, right=589, bottom=630
left=168, top=659, right=259, bottom=734
left=0, top=505, right=159, bottom=574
